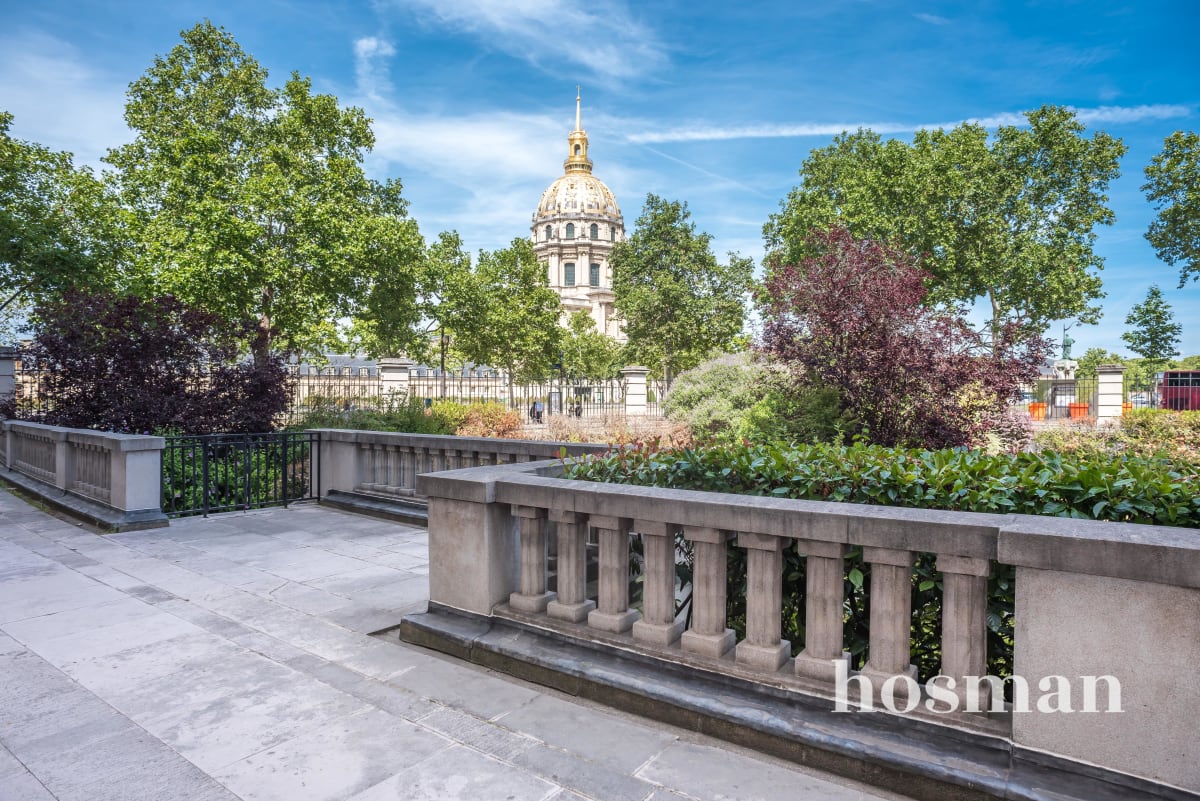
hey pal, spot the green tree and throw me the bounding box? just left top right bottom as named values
left=1122, top=285, right=1182, bottom=368
left=765, top=106, right=1126, bottom=342
left=1076, top=347, right=1126, bottom=379
left=613, top=194, right=754, bottom=387
left=455, top=238, right=561, bottom=405
left=0, top=112, right=120, bottom=318
left=105, top=22, right=422, bottom=364
left=559, top=311, right=621, bottom=379
left=1143, top=131, right=1200, bottom=287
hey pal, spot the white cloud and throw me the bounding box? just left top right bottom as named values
left=914, top=12, right=950, bottom=25
left=353, top=36, right=397, bottom=99
left=625, top=104, right=1195, bottom=144
left=387, top=0, right=666, bottom=80
left=0, top=31, right=130, bottom=166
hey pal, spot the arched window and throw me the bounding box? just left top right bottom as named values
left=589, top=223, right=598, bottom=240
left=574, top=144, right=581, bottom=155
left=545, top=225, right=552, bottom=241
left=564, top=263, right=576, bottom=286
left=589, top=263, right=600, bottom=287
left=609, top=227, right=615, bottom=241
left=565, top=223, right=575, bottom=239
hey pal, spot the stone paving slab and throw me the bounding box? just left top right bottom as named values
left=0, top=488, right=914, bottom=801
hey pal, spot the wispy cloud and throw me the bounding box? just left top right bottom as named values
left=626, top=104, right=1195, bottom=144
left=353, top=36, right=396, bottom=99
left=387, top=0, right=666, bottom=80
left=914, top=12, right=950, bottom=25
left=0, top=31, right=129, bottom=166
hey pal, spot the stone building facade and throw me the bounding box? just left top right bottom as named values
left=530, top=91, right=626, bottom=341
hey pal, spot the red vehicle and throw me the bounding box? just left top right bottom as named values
left=1158, top=370, right=1200, bottom=411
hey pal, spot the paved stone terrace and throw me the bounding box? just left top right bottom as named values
left=0, top=488, right=914, bottom=801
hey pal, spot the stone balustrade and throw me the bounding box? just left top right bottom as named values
left=1, top=421, right=167, bottom=529
left=313, top=429, right=606, bottom=501
left=415, top=457, right=1200, bottom=794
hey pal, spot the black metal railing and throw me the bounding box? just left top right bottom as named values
left=161, top=431, right=319, bottom=517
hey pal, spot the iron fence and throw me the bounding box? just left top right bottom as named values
left=1123, top=372, right=1160, bottom=410
left=1021, top=377, right=1100, bottom=421
left=161, top=431, right=319, bottom=517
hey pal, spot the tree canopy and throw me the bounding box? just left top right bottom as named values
left=764, top=106, right=1126, bottom=341
left=1122, top=284, right=1182, bottom=368
left=104, top=21, right=423, bottom=363
left=1143, top=131, right=1199, bottom=287
left=454, top=237, right=562, bottom=401
left=612, top=194, right=753, bottom=386
left=0, top=111, right=120, bottom=317
left=561, top=311, right=622, bottom=379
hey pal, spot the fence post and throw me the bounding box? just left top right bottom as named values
left=621, top=365, right=649, bottom=416
left=1096, top=364, right=1126, bottom=424
left=0, top=346, right=16, bottom=404
left=378, top=357, right=414, bottom=404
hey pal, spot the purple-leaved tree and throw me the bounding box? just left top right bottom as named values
left=758, top=226, right=1049, bottom=449
left=12, top=290, right=290, bottom=434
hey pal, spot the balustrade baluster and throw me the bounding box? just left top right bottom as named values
left=546, top=510, right=594, bottom=622
left=587, top=515, right=639, bottom=633
left=794, top=539, right=850, bottom=682
left=735, top=532, right=790, bottom=671
left=508, top=505, right=553, bottom=612
left=862, top=547, right=918, bottom=695
left=934, top=554, right=991, bottom=712
left=632, top=519, right=684, bottom=646
left=680, top=526, right=735, bottom=658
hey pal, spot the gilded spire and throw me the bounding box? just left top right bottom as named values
left=565, top=87, right=592, bottom=174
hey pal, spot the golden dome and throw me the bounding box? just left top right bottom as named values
left=534, top=173, right=621, bottom=220
left=532, top=87, right=622, bottom=222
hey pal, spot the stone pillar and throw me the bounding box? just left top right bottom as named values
left=546, top=510, right=595, bottom=623
left=107, top=436, right=166, bottom=513
left=861, top=547, right=918, bottom=692
left=1096, top=364, right=1126, bottom=424
left=632, top=519, right=684, bottom=646
left=680, top=526, right=735, bottom=658
left=587, top=515, right=640, bottom=633
left=735, top=531, right=791, bottom=672
left=621, top=365, right=649, bottom=416
left=378, top=357, right=414, bottom=403
left=793, top=539, right=850, bottom=683
left=0, top=346, right=17, bottom=404
left=933, top=554, right=991, bottom=712
left=427, top=495, right=518, bottom=616
left=508, top=505, right=554, bottom=613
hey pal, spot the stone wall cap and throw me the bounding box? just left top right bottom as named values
left=999, top=514, right=1200, bottom=589
left=67, top=430, right=165, bottom=451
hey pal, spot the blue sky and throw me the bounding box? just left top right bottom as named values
left=2, top=0, right=1197, bottom=355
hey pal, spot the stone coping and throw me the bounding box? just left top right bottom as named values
left=417, top=460, right=1200, bottom=590
left=4, top=421, right=164, bottom=452
left=309, top=428, right=607, bottom=458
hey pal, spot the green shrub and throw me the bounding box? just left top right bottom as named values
left=287, top=395, right=454, bottom=434
left=665, top=353, right=847, bottom=445
left=288, top=396, right=522, bottom=439
left=663, top=353, right=763, bottom=439
left=1035, top=408, right=1200, bottom=464
left=565, top=441, right=1200, bottom=682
